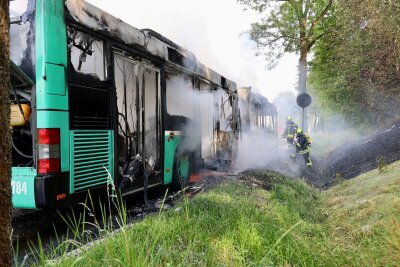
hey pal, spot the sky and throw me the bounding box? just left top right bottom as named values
left=85, top=0, right=298, bottom=101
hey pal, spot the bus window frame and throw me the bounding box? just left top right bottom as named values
left=113, top=50, right=163, bottom=172
left=65, top=19, right=166, bottom=187
left=66, top=23, right=111, bottom=89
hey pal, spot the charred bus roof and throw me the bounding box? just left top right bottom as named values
left=65, top=0, right=237, bottom=92
left=238, top=87, right=277, bottom=116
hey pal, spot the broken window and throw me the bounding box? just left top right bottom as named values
left=143, top=65, right=161, bottom=168
left=67, top=27, right=107, bottom=81
left=199, top=89, right=215, bottom=161
left=114, top=53, right=161, bottom=171
left=114, top=54, right=139, bottom=159
left=10, top=0, right=35, bottom=80
left=166, top=75, right=195, bottom=120
left=220, top=90, right=234, bottom=131
left=166, top=74, right=202, bottom=154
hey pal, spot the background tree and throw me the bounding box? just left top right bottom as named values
left=309, top=0, right=400, bottom=128
left=238, top=0, right=334, bottom=131
left=0, top=0, right=11, bottom=266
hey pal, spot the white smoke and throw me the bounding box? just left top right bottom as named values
left=272, top=91, right=364, bottom=165
left=85, top=0, right=298, bottom=100
left=165, top=75, right=239, bottom=163
left=165, top=75, right=205, bottom=155
left=234, top=128, right=302, bottom=176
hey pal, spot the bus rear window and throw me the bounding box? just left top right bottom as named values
left=67, top=27, right=107, bottom=81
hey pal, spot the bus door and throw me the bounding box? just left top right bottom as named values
left=114, top=53, right=162, bottom=193
left=67, top=27, right=114, bottom=195
left=140, top=63, right=162, bottom=183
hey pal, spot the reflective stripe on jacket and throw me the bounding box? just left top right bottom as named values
left=298, top=147, right=310, bottom=154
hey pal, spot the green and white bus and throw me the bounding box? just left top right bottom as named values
left=9, top=0, right=240, bottom=209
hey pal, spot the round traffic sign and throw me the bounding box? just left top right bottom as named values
left=296, top=93, right=312, bottom=108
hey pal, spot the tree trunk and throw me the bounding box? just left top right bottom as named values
left=0, top=0, right=12, bottom=266
left=298, top=48, right=308, bottom=132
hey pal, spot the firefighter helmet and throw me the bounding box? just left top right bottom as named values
left=297, top=128, right=303, bottom=134
left=287, top=116, right=292, bottom=121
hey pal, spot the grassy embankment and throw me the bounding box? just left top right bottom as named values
left=38, top=161, right=400, bottom=266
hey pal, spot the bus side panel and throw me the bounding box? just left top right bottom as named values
left=11, top=0, right=70, bottom=209
left=36, top=0, right=68, bottom=110
left=163, top=131, right=181, bottom=185
left=35, top=0, right=69, bottom=172
left=11, top=167, right=36, bottom=209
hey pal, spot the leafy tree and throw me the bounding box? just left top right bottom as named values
left=309, top=0, right=400, bottom=128
left=238, top=0, right=334, bottom=130
left=0, top=0, right=11, bottom=266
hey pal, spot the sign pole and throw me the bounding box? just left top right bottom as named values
left=296, top=93, right=312, bottom=133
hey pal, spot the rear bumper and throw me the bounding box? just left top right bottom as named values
left=35, top=172, right=69, bottom=209
left=12, top=167, right=69, bottom=209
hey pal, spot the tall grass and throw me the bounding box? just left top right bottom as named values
left=23, top=163, right=400, bottom=266
left=14, top=168, right=132, bottom=266
left=48, top=171, right=326, bottom=266
left=320, top=161, right=400, bottom=266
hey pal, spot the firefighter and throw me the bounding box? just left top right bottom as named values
left=283, top=116, right=298, bottom=144
left=283, top=116, right=298, bottom=159
left=294, top=128, right=312, bottom=167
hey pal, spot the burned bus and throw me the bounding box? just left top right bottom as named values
left=238, top=87, right=277, bottom=135
left=9, top=0, right=240, bottom=209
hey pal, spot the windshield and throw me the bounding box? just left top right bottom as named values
left=9, top=0, right=35, bottom=80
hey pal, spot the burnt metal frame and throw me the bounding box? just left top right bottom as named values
left=64, top=10, right=241, bottom=193
left=65, top=16, right=166, bottom=194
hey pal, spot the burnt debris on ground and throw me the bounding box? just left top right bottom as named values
left=239, top=170, right=286, bottom=191
left=304, top=123, right=400, bottom=187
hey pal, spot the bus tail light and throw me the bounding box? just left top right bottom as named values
left=38, top=129, right=61, bottom=174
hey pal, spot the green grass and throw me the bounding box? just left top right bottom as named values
left=37, top=163, right=400, bottom=266
left=320, top=160, right=400, bottom=266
